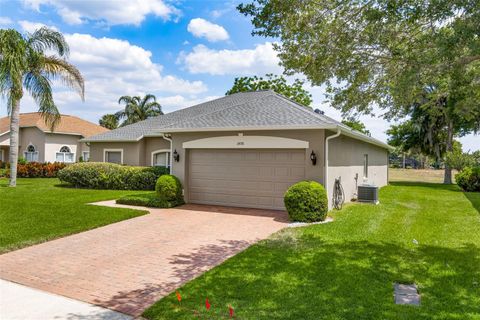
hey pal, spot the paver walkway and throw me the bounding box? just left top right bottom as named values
left=0, top=202, right=288, bottom=316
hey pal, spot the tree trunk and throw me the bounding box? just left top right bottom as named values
left=443, top=120, right=454, bottom=184
left=9, top=98, right=21, bottom=187
left=402, top=153, right=406, bottom=169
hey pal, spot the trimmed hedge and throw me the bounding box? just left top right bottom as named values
left=57, top=162, right=169, bottom=190
left=155, top=174, right=185, bottom=206
left=284, top=181, right=328, bottom=222
left=116, top=175, right=185, bottom=208
left=456, top=167, right=480, bottom=192
left=116, top=193, right=171, bottom=208
left=0, top=162, right=67, bottom=178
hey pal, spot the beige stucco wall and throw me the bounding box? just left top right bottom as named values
left=89, top=141, right=144, bottom=165
left=89, top=137, right=171, bottom=166
left=144, top=137, right=171, bottom=166
left=327, top=133, right=388, bottom=206
left=170, top=130, right=326, bottom=203
left=19, top=127, right=46, bottom=162
left=44, top=133, right=86, bottom=162
left=88, top=129, right=388, bottom=209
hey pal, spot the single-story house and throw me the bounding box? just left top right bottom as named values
left=84, top=90, right=392, bottom=210
left=0, top=112, right=109, bottom=163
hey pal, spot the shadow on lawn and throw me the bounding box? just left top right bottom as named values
left=144, top=236, right=480, bottom=320
left=463, top=191, right=480, bottom=214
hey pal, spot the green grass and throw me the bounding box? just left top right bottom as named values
left=144, top=182, right=480, bottom=320
left=117, top=192, right=167, bottom=208
left=0, top=178, right=149, bottom=253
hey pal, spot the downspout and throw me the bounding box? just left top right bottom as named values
left=161, top=133, right=173, bottom=174
left=324, top=127, right=342, bottom=207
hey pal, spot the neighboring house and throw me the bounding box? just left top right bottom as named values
left=0, top=113, right=109, bottom=164
left=84, top=91, right=392, bottom=210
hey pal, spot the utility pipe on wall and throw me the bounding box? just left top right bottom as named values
left=324, top=128, right=342, bottom=206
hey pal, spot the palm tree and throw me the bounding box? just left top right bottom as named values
left=116, top=94, right=163, bottom=126
left=0, top=27, right=84, bottom=187
left=99, top=114, right=119, bottom=130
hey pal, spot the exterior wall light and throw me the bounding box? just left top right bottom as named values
left=310, top=150, right=317, bottom=165
left=173, top=149, right=180, bottom=162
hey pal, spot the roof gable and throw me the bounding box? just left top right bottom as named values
left=0, top=113, right=109, bottom=138
left=83, top=90, right=391, bottom=150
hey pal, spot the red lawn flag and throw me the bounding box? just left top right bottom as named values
left=229, top=305, right=234, bottom=317
left=205, top=298, right=211, bottom=310
left=176, top=291, right=181, bottom=302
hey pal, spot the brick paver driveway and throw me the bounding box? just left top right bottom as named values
left=0, top=202, right=288, bottom=316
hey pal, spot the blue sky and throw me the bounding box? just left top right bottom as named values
left=0, top=0, right=478, bottom=150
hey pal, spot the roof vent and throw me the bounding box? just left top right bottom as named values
left=314, top=109, right=325, bottom=115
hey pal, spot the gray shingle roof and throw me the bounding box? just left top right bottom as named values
left=83, top=90, right=391, bottom=150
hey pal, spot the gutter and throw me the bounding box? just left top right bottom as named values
left=324, top=128, right=341, bottom=206
left=160, top=133, right=173, bottom=174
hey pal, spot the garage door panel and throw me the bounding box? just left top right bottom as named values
left=188, top=149, right=306, bottom=210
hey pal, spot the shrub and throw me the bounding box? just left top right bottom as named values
left=155, top=174, right=184, bottom=206
left=116, top=193, right=171, bottom=208
left=456, top=167, right=480, bottom=192
left=0, top=168, right=7, bottom=177
left=3, top=162, right=66, bottom=178
left=57, top=162, right=169, bottom=190
left=284, top=181, right=328, bottom=222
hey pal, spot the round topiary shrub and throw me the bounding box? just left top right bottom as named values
left=284, top=181, right=328, bottom=222
left=155, top=174, right=184, bottom=205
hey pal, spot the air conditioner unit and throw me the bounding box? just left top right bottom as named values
left=357, top=184, right=379, bottom=204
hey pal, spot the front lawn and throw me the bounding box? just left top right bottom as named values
left=0, top=178, right=149, bottom=253
left=144, top=183, right=480, bottom=319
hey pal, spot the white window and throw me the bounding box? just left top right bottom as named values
left=0, top=149, right=4, bottom=162
left=56, top=146, right=75, bottom=163
left=104, top=149, right=123, bottom=164
left=363, top=154, right=369, bottom=178
left=152, top=150, right=171, bottom=168
left=82, top=151, right=90, bottom=162
left=24, top=144, right=39, bottom=162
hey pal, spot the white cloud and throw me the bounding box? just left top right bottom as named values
left=0, top=28, right=208, bottom=123
left=22, top=0, right=179, bottom=26
left=157, top=95, right=221, bottom=113
left=187, top=18, right=229, bottom=42
left=179, top=42, right=281, bottom=75
left=0, top=17, right=13, bottom=26
left=18, top=20, right=58, bottom=33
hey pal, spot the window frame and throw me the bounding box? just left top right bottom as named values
left=151, top=149, right=171, bottom=169
left=82, top=151, right=90, bottom=162
left=103, top=149, right=123, bottom=164
left=363, top=154, right=369, bottom=179
left=24, top=144, right=39, bottom=162
left=55, top=145, right=75, bottom=163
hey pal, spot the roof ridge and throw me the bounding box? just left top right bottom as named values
left=270, top=92, right=339, bottom=125
left=161, top=91, right=276, bottom=130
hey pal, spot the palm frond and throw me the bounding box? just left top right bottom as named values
left=118, top=95, right=134, bottom=105
left=27, top=27, right=69, bottom=57
left=41, top=56, right=84, bottom=100
left=23, top=71, right=61, bottom=130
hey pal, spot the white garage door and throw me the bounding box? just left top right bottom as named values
left=188, top=149, right=306, bottom=210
